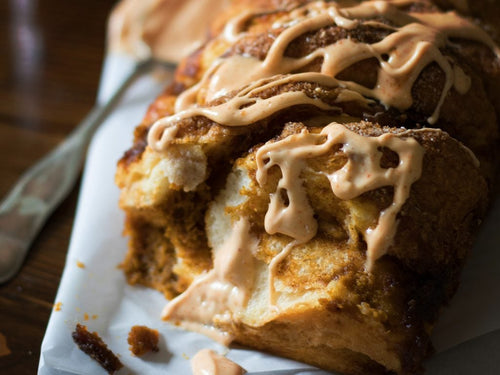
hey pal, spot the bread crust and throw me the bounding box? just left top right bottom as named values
left=209, top=123, right=486, bottom=374
left=115, top=1, right=498, bottom=372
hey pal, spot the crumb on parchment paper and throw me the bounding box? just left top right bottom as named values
left=76, top=260, right=86, bottom=268
left=127, top=325, right=160, bottom=356
left=54, top=302, right=62, bottom=311
left=72, top=324, right=123, bottom=374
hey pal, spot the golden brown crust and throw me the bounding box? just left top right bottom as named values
left=214, top=123, right=486, bottom=374
left=432, top=0, right=500, bottom=42
left=119, top=0, right=499, bottom=179
left=115, top=1, right=498, bottom=374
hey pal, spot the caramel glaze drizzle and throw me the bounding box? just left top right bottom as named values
left=163, top=218, right=258, bottom=345
left=163, top=123, right=425, bottom=338
left=256, top=123, right=424, bottom=304
left=149, top=0, right=498, bottom=273
left=148, top=0, right=500, bottom=151
left=156, top=0, right=496, bottom=339
left=191, top=349, right=246, bottom=375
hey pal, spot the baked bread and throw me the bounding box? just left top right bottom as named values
left=115, top=0, right=499, bottom=374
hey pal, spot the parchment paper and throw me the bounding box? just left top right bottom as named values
left=38, top=54, right=500, bottom=375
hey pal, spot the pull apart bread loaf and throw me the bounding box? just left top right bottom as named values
left=115, top=1, right=500, bottom=374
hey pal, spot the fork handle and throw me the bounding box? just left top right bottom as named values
left=0, top=59, right=162, bottom=284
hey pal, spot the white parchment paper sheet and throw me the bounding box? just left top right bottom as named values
left=38, top=54, right=500, bottom=374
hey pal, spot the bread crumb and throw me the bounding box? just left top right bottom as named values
left=72, top=324, right=123, bottom=374
left=84, top=313, right=89, bottom=321
left=127, top=325, right=159, bottom=356
left=54, top=302, right=62, bottom=312
left=76, top=261, right=86, bottom=269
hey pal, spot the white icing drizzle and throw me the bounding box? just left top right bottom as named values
left=147, top=0, right=500, bottom=151
left=256, top=123, right=424, bottom=303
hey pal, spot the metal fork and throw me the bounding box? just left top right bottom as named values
left=0, top=59, right=176, bottom=283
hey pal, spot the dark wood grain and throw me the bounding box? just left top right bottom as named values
left=0, top=1, right=117, bottom=374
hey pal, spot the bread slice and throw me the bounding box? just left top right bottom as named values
left=163, top=121, right=487, bottom=374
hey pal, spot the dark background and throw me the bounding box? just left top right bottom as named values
left=0, top=1, right=117, bottom=373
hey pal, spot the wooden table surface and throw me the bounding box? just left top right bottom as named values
left=0, top=1, right=117, bottom=373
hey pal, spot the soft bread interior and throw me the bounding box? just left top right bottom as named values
left=201, top=123, right=488, bottom=374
